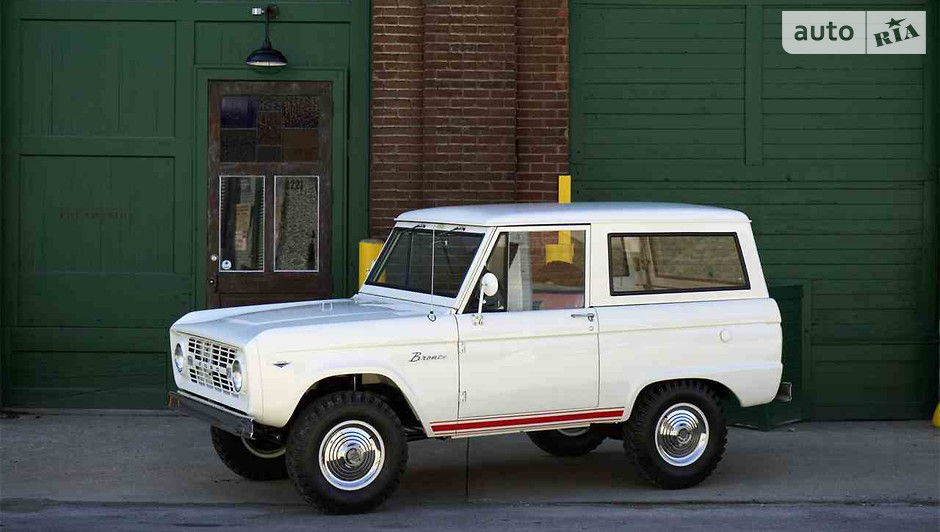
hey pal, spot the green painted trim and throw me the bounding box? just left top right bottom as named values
left=1, top=0, right=21, bottom=407
left=744, top=4, right=762, bottom=166
left=924, top=0, right=938, bottom=400
left=798, top=281, right=814, bottom=418
left=18, top=2, right=353, bottom=22
left=0, top=0, right=4, bottom=409
left=194, top=67, right=350, bottom=308
left=568, top=2, right=584, bottom=173
left=346, top=0, right=371, bottom=296
left=573, top=0, right=923, bottom=4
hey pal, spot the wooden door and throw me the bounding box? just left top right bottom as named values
left=208, top=81, right=333, bottom=307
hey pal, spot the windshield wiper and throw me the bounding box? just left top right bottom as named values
left=434, top=226, right=466, bottom=276
left=401, top=224, right=426, bottom=235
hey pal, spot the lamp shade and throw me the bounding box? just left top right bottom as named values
left=246, top=42, right=288, bottom=67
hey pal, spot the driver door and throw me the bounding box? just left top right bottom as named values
left=454, top=227, right=599, bottom=428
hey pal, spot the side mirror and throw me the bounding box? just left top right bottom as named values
left=476, top=272, right=499, bottom=320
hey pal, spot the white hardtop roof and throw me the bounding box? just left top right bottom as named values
left=396, top=202, right=750, bottom=226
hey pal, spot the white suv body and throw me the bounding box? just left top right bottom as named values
left=169, top=202, right=783, bottom=513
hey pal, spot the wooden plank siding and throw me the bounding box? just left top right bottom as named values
left=571, top=1, right=938, bottom=419
left=0, top=0, right=372, bottom=408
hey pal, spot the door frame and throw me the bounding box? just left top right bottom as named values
left=195, top=68, right=348, bottom=309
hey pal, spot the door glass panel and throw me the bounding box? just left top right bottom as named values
left=275, top=175, right=320, bottom=272
left=469, top=230, right=587, bottom=312
left=219, top=175, right=264, bottom=271
left=220, top=95, right=321, bottom=163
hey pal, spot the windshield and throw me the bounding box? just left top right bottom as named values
left=366, top=226, right=483, bottom=298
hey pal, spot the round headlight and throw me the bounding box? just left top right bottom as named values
left=230, top=360, right=243, bottom=392
left=173, top=344, right=185, bottom=373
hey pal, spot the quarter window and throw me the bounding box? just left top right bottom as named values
left=608, top=234, right=748, bottom=295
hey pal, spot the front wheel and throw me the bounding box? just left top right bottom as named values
left=286, top=391, right=407, bottom=514
left=527, top=426, right=606, bottom=457
left=210, top=426, right=288, bottom=481
left=623, top=381, right=727, bottom=489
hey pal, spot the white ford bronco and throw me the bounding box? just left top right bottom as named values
left=168, top=202, right=784, bottom=514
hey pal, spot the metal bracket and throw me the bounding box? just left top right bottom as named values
left=251, top=5, right=279, bottom=18
left=775, top=381, right=793, bottom=402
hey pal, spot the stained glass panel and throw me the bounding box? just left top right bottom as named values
left=220, top=95, right=321, bottom=163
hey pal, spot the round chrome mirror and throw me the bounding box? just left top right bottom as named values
left=481, top=272, right=499, bottom=297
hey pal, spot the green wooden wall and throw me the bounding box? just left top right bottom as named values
left=0, top=0, right=371, bottom=408
left=571, top=0, right=939, bottom=419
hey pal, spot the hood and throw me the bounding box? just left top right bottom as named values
left=172, top=294, right=437, bottom=347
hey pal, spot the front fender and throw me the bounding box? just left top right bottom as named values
left=254, top=315, right=459, bottom=431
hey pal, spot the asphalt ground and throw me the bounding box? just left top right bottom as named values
left=1, top=414, right=937, bottom=530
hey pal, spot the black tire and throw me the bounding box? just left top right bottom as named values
left=527, top=426, right=606, bottom=457
left=210, top=426, right=288, bottom=481
left=623, top=380, right=727, bottom=489
left=286, top=391, right=407, bottom=514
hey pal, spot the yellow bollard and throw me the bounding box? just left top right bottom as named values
left=546, top=175, right=574, bottom=263
left=932, top=402, right=940, bottom=428
left=558, top=174, right=571, bottom=204
left=358, top=239, right=384, bottom=289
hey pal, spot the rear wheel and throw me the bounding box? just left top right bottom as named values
left=527, top=426, right=606, bottom=457
left=286, top=391, right=407, bottom=514
left=210, top=426, right=287, bottom=481
left=623, top=381, right=727, bottom=489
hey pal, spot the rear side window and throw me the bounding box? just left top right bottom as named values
left=608, top=233, right=749, bottom=295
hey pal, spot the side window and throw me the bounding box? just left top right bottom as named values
left=468, top=229, right=587, bottom=312
left=609, top=234, right=748, bottom=295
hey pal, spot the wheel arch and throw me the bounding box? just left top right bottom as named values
left=624, top=378, right=741, bottom=420
left=285, top=371, right=425, bottom=437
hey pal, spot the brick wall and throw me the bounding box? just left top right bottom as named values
left=369, top=0, right=569, bottom=238
left=515, top=0, right=569, bottom=202
left=371, top=0, right=426, bottom=233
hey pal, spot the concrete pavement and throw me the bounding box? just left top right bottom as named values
left=1, top=413, right=937, bottom=508
left=2, top=501, right=937, bottom=532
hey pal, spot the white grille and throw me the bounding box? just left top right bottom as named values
left=186, top=337, right=240, bottom=396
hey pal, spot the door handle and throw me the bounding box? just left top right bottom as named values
left=571, top=312, right=595, bottom=322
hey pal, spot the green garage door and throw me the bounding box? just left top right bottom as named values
left=1, top=1, right=370, bottom=408
left=571, top=1, right=938, bottom=419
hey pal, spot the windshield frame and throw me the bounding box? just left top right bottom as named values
left=359, top=222, right=493, bottom=309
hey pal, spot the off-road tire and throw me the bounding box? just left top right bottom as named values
left=623, top=380, right=727, bottom=489
left=527, top=426, right=606, bottom=457
left=210, top=426, right=288, bottom=481
left=286, top=391, right=408, bottom=514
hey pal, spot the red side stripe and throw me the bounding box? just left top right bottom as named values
left=432, top=409, right=624, bottom=433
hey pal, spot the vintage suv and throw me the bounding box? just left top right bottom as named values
left=168, top=202, right=784, bottom=514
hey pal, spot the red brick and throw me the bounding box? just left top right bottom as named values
left=370, top=0, right=569, bottom=238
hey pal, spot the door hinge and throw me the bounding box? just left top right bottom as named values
left=458, top=342, right=466, bottom=354
left=459, top=391, right=467, bottom=403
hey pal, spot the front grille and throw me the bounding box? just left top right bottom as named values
left=186, top=337, right=239, bottom=396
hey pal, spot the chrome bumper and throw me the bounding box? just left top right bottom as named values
left=168, top=390, right=254, bottom=438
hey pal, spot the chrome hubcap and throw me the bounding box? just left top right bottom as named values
left=654, top=403, right=709, bottom=467
left=241, top=437, right=285, bottom=459
left=318, top=420, right=385, bottom=491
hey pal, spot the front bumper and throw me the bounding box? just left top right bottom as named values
left=168, top=390, right=254, bottom=438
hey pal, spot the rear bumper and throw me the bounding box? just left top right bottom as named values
left=167, top=390, right=254, bottom=438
